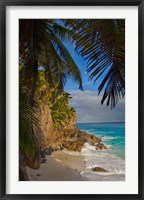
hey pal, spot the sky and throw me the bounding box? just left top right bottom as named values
left=63, top=35, right=125, bottom=123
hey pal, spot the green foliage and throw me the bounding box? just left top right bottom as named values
left=19, top=67, right=39, bottom=159
left=47, top=85, right=76, bottom=130
left=19, top=19, right=83, bottom=93
left=35, top=70, right=49, bottom=99
left=19, top=94, right=38, bottom=158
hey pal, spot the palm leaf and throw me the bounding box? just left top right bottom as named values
left=50, top=32, right=83, bottom=90
left=64, top=19, right=125, bottom=108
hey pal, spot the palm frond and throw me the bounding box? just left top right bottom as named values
left=50, top=32, right=83, bottom=90
left=19, top=90, right=39, bottom=158
left=65, top=19, right=125, bottom=108
left=19, top=19, right=83, bottom=92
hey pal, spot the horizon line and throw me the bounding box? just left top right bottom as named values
left=76, top=121, right=125, bottom=124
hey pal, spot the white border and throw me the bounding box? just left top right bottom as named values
left=6, top=6, right=138, bottom=194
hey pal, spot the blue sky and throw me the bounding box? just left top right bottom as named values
left=63, top=41, right=125, bottom=123
left=64, top=42, right=100, bottom=92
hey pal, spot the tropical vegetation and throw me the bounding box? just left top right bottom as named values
left=19, top=19, right=125, bottom=180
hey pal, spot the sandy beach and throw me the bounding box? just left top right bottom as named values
left=27, top=150, right=85, bottom=181
left=27, top=149, right=125, bottom=181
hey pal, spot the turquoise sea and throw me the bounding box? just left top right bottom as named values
left=76, top=122, right=125, bottom=178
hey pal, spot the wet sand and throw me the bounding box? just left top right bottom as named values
left=27, top=151, right=85, bottom=181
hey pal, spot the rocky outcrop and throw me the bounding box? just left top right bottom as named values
left=32, top=99, right=107, bottom=155
left=62, top=140, right=83, bottom=152
left=43, top=128, right=103, bottom=152
left=96, top=143, right=108, bottom=150
left=92, top=167, right=109, bottom=172
left=60, top=128, right=102, bottom=152
left=25, top=152, right=41, bottom=169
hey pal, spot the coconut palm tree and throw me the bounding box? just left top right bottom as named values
left=19, top=19, right=83, bottom=97
left=19, top=19, right=83, bottom=179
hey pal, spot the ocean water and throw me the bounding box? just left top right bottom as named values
left=76, top=122, right=125, bottom=180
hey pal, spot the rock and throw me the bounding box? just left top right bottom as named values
left=45, top=147, right=54, bottom=155
left=36, top=173, right=41, bottom=176
left=48, top=128, right=106, bottom=153
left=63, top=113, right=76, bottom=129
left=19, top=146, right=41, bottom=170
left=92, top=167, right=109, bottom=172
left=78, top=131, right=101, bottom=144
left=96, top=143, right=108, bottom=150
left=26, top=156, right=41, bottom=169
left=33, top=100, right=54, bottom=149
left=62, top=140, right=83, bottom=152
left=41, top=159, right=47, bottom=163
left=40, top=149, right=46, bottom=158
left=54, top=145, right=64, bottom=151
left=59, top=145, right=64, bottom=150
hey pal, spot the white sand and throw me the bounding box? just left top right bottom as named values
left=27, top=151, right=85, bottom=181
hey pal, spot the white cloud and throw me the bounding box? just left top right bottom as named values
left=69, top=90, right=125, bottom=123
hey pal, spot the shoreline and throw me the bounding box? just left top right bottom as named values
left=27, top=148, right=125, bottom=181
left=26, top=124, right=125, bottom=181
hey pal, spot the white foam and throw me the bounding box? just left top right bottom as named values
left=80, top=171, right=125, bottom=181
left=102, top=136, right=118, bottom=140
left=81, top=143, right=125, bottom=176
left=105, top=144, right=112, bottom=148
left=101, top=136, right=124, bottom=141
left=63, top=150, right=81, bottom=156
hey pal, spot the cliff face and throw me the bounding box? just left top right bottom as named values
left=22, top=100, right=55, bottom=173
left=33, top=100, right=77, bottom=149
left=33, top=100, right=54, bottom=149
left=63, top=113, right=76, bottom=130
left=33, top=100, right=105, bottom=153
